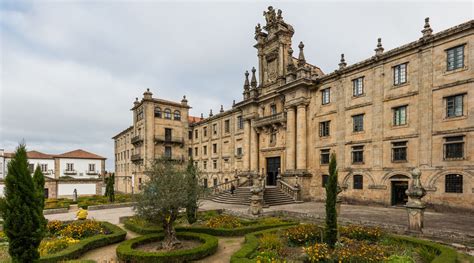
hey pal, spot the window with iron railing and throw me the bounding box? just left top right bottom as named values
left=446, top=45, right=464, bottom=71
left=445, top=174, right=463, bottom=193
left=444, top=136, right=464, bottom=160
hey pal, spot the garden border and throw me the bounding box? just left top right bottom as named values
left=123, top=217, right=297, bottom=237
left=39, top=222, right=126, bottom=263
left=116, top=232, right=218, bottom=263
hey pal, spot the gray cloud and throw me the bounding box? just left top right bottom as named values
left=1, top=0, right=472, bottom=169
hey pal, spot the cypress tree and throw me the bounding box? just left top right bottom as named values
left=325, top=153, right=338, bottom=248
left=3, top=144, right=45, bottom=262
left=185, top=159, right=199, bottom=224
left=33, top=165, right=47, bottom=240
left=108, top=174, right=115, bottom=203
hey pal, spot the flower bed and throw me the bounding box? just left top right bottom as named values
left=78, top=194, right=133, bottom=209
left=116, top=232, right=218, bottom=263
left=45, top=198, right=72, bottom=210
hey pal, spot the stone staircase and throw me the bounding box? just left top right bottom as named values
left=211, top=186, right=297, bottom=207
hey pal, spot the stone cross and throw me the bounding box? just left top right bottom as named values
left=405, top=168, right=427, bottom=233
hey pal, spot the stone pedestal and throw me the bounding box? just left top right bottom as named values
left=248, top=172, right=264, bottom=216
left=405, top=168, right=427, bottom=234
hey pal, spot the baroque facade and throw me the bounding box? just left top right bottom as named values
left=113, top=7, right=473, bottom=212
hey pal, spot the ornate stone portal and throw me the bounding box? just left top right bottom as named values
left=405, top=168, right=427, bottom=233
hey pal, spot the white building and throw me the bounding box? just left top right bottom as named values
left=0, top=149, right=4, bottom=179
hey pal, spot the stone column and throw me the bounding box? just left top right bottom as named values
left=285, top=107, right=296, bottom=171
left=243, top=119, right=251, bottom=171
left=250, top=121, right=259, bottom=172
left=405, top=168, right=427, bottom=234
left=296, top=104, right=307, bottom=170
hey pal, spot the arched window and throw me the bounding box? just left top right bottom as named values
left=164, top=108, right=172, bottom=119
left=353, top=175, right=363, bottom=189
left=445, top=174, right=463, bottom=193
left=154, top=107, right=162, bottom=118
left=174, top=110, right=181, bottom=121
left=322, top=175, right=329, bottom=188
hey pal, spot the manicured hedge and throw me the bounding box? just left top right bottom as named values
left=39, top=222, right=126, bottom=263
left=124, top=218, right=297, bottom=237
left=116, top=232, right=218, bottom=263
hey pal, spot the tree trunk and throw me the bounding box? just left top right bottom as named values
left=161, top=211, right=180, bottom=250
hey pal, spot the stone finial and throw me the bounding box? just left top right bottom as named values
left=338, top=53, right=347, bottom=69
left=233, top=100, right=236, bottom=106
left=143, top=88, right=152, bottom=99
left=250, top=67, right=257, bottom=88
left=134, top=97, right=140, bottom=106
left=181, top=95, right=188, bottom=105
left=375, top=38, right=384, bottom=55
left=209, top=109, right=213, bottom=117
left=244, top=70, right=250, bottom=90
left=421, top=17, right=433, bottom=37
left=297, top=41, right=306, bottom=67
left=200, top=113, right=204, bottom=120
left=220, top=105, right=224, bottom=113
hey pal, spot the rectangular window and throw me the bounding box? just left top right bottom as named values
left=444, top=136, right=464, bottom=159
left=213, top=124, right=217, bottom=135
left=194, top=147, right=198, bottom=156
left=270, top=104, right=277, bottom=115
left=393, top=63, right=407, bottom=85
left=352, top=145, right=364, bottom=164
left=352, top=114, right=364, bottom=132
left=28, top=163, right=34, bottom=173
left=138, top=178, right=142, bottom=190
left=165, top=128, right=172, bottom=141
left=320, top=149, right=330, bottom=164
left=353, top=175, right=363, bottom=189
left=225, top=120, right=230, bottom=133
left=393, top=106, right=407, bottom=126
left=352, top=77, right=364, bottom=96
left=40, top=164, right=48, bottom=172
left=213, top=178, right=218, bottom=187
left=188, top=148, right=192, bottom=157
left=203, top=146, right=207, bottom=155
left=446, top=45, right=464, bottom=71
left=236, top=147, right=243, bottom=156
left=188, top=131, right=192, bottom=140
left=203, top=127, right=207, bottom=137
left=164, top=146, right=172, bottom=158
left=237, top=116, right=244, bottom=130
left=319, top=121, right=330, bottom=137
left=445, top=174, right=463, bottom=193
left=213, top=144, right=217, bottom=154
left=195, top=130, right=198, bottom=139
left=322, top=175, right=328, bottom=188
left=446, top=94, right=464, bottom=118
left=88, top=164, right=95, bottom=172
left=203, top=178, right=208, bottom=188
left=66, top=163, right=74, bottom=171
left=321, top=88, right=330, bottom=105
left=203, top=161, right=207, bottom=170
left=213, top=160, right=217, bottom=169
left=392, top=141, right=407, bottom=162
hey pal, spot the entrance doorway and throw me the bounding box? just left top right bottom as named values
left=391, top=181, right=408, bottom=206
left=44, top=188, right=49, bottom=199
left=266, top=157, right=280, bottom=186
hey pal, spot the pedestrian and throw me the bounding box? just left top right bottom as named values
left=230, top=183, right=236, bottom=195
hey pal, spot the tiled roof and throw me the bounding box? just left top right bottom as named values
left=4, top=150, right=54, bottom=159
left=54, top=149, right=106, bottom=160
left=188, top=116, right=201, bottom=124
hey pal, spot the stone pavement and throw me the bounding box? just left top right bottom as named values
left=46, top=200, right=474, bottom=245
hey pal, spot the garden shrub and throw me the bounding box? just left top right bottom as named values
left=258, top=233, right=283, bottom=253
left=283, top=224, right=323, bottom=245
left=57, top=220, right=105, bottom=239
left=39, top=237, right=79, bottom=256
left=340, top=224, right=383, bottom=242
left=385, top=255, right=415, bottom=263
left=206, top=214, right=242, bottom=229
left=303, top=243, right=330, bottom=262
left=255, top=250, right=284, bottom=263
left=0, top=231, right=7, bottom=243
left=116, top=232, right=218, bottom=263
left=258, top=217, right=284, bottom=225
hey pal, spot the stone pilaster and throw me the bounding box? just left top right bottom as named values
left=296, top=104, right=307, bottom=170
left=250, top=120, right=259, bottom=172
left=285, top=107, right=296, bottom=171
left=243, top=119, right=251, bottom=171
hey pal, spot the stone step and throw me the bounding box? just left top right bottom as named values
left=211, top=186, right=298, bottom=207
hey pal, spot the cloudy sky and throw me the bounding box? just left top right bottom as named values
left=1, top=0, right=472, bottom=170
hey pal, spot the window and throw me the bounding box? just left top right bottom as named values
left=319, top=121, right=330, bottom=137
left=203, top=161, right=207, bottom=170
left=352, top=114, right=364, bottom=132
left=188, top=148, right=192, bottom=157
left=352, top=145, right=364, bottom=164
left=213, top=144, right=217, bottom=154
left=66, top=163, right=74, bottom=171
left=321, top=88, right=330, bottom=105
left=203, top=127, right=207, bottom=137
left=237, top=116, right=244, bottom=130
left=164, top=108, right=172, bottom=119
left=136, top=107, right=144, bottom=121
left=154, top=107, right=162, bottom=118
left=213, top=178, right=218, bottom=187
left=236, top=147, right=243, bottom=156
left=446, top=94, right=464, bottom=118
left=445, top=174, right=463, bottom=193
left=164, top=146, right=172, bottom=158
left=393, top=63, right=407, bottom=85
left=174, top=110, right=181, bottom=121
left=270, top=104, right=277, bottom=115
left=352, top=77, right=364, bottom=96
left=194, top=147, right=198, bottom=156
left=322, top=175, right=329, bottom=188
left=203, top=178, right=208, bottom=188
left=188, top=131, right=192, bottom=140
left=138, top=178, right=142, bottom=190
left=392, top=141, right=407, bottom=162
left=165, top=128, right=172, bottom=141
left=393, top=106, right=407, bottom=126
left=40, top=164, right=48, bottom=172
left=320, top=149, right=330, bottom=164
left=444, top=136, right=464, bottom=159
left=447, top=45, right=464, bottom=71
left=203, top=146, right=207, bottom=155
left=225, top=120, right=230, bottom=133
left=213, top=160, right=217, bottom=169
left=88, top=164, right=95, bottom=172
left=353, top=175, right=363, bottom=189
left=213, top=124, right=218, bottom=135
left=195, top=130, right=198, bottom=139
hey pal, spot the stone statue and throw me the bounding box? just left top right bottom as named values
left=263, top=6, right=276, bottom=25
left=405, top=168, right=427, bottom=233
left=255, top=23, right=262, bottom=35
left=73, top=188, right=78, bottom=202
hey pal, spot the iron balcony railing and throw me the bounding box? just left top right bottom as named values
left=131, top=154, right=143, bottom=162
left=254, top=112, right=286, bottom=128
left=155, top=135, right=184, bottom=145
left=131, top=135, right=143, bottom=145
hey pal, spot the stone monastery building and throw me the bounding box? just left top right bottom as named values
left=113, top=7, right=473, bottom=212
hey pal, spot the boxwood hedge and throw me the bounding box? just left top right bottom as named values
left=39, top=222, right=126, bottom=263
left=116, top=232, right=218, bottom=263
left=124, top=217, right=297, bottom=237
